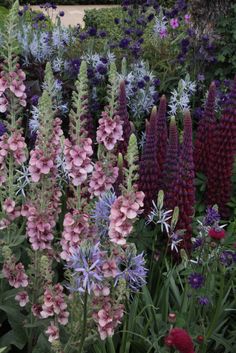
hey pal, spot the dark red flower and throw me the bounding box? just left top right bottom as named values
left=197, top=335, right=204, bottom=343
left=208, top=228, right=226, bottom=240
left=165, top=328, right=195, bottom=353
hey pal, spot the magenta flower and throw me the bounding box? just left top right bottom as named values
left=170, top=18, right=179, bottom=29
left=184, top=14, right=191, bottom=24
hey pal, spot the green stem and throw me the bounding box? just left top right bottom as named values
left=78, top=291, right=88, bottom=353
left=107, top=337, right=116, bottom=353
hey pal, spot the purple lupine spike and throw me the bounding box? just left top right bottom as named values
left=163, top=117, right=179, bottom=210
left=194, top=82, right=217, bottom=174
left=174, top=111, right=195, bottom=252
left=117, top=80, right=132, bottom=156
left=138, top=106, right=161, bottom=214
left=156, top=95, right=168, bottom=189
left=206, top=76, right=236, bottom=216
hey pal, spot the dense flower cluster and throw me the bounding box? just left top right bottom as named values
left=60, top=210, right=91, bottom=261
left=29, top=118, right=63, bottom=182
left=97, top=111, right=123, bottom=151
left=165, top=328, right=195, bottom=353
left=109, top=191, right=144, bottom=244
left=3, top=260, right=28, bottom=288
left=89, top=162, right=118, bottom=197
left=64, top=137, right=93, bottom=186
left=0, top=67, right=27, bottom=112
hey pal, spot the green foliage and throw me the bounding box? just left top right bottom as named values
left=1, top=1, right=20, bottom=72
left=124, top=133, right=139, bottom=192
left=70, top=61, right=89, bottom=140
left=0, top=6, right=9, bottom=30
left=84, top=7, right=123, bottom=39
left=214, top=3, right=236, bottom=79
left=106, top=62, right=118, bottom=117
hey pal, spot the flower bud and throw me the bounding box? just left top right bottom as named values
left=197, top=335, right=204, bottom=343
left=168, top=312, right=176, bottom=323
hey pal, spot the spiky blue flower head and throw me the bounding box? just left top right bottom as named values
left=203, top=207, right=220, bottom=226
left=67, top=242, right=104, bottom=294
left=188, top=272, right=205, bottom=289
left=91, top=191, right=116, bottom=238
left=116, top=248, right=147, bottom=292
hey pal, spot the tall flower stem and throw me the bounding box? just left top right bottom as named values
left=78, top=291, right=88, bottom=353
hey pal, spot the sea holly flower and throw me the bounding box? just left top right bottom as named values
left=188, top=272, right=204, bottom=289
left=220, top=251, right=236, bottom=266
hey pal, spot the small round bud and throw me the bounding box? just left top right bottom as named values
left=197, top=335, right=204, bottom=343
left=168, top=313, right=176, bottom=323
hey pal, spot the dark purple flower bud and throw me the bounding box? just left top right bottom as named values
left=51, top=3, right=57, bottom=9
left=198, top=296, right=209, bottom=305
left=59, top=11, right=64, bottom=17
left=154, top=79, right=160, bottom=86
left=100, top=57, right=108, bottom=64
left=97, top=64, right=107, bottom=75
left=31, top=95, right=39, bottom=106
left=147, top=13, right=154, bottom=22
left=99, top=30, right=107, bottom=38
left=119, top=38, right=130, bottom=49
left=79, top=32, right=88, bottom=41
left=23, top=4, right=28, bottom=11
left=88, top=27, right=97, bottom=37
left=137, top=80, right=145, bottom=89
left=0, top=122, right=7, bottom=137
left=125, top=28, right=132, bottom=35
left=136, top=29, right=144, bottom=37
left=144, top=75, right=150, bottom=82
left=18, top=10, right=23, bottom=16
left=188, top=273, right=205, bottom=289
left=114, top=18, right=120, bottom=25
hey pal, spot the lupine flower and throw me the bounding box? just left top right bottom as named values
left=116, top=252, right=147, bottom=291
left=194, top=82, right=216, bottom=174
left=138, top=107, right=160, bottom=214
left=91, top=191, right=117, bottom=238
left=117, top=80, right=132, bottom=156
left=15, top=291, right=29, bottom=307
left=156, top=95, right=168, bottom=189
left=163, top=117, right=179, bottom=210
left=188, top=272, right=204, bottom=289
left=165, top=328, right=195, bottom=353
left=206, top=76, right=236, bottom=215
left=68, top=243, right=103, bottom=294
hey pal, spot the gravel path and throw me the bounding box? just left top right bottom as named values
left=29, top=5, right=119, bottom=27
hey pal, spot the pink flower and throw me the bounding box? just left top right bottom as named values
left=97, top=111, right=123, bottom=151
left=2, top=261, right=28, bottom=288
left=15, top=291, right=29, bottom=307
left=184, top=14, right=191, bottom=24
left=109, top=191, right=144, bottom=245
left=60, top=210, right=90, bottom=261
left=8, top=131, right=27, bottom=165
left=0, top=97, right=8, bottom=113
left=102, top=260, right=117, bottom=278
left=170, top=18, right=179, bottom=29
left=0, top=76, right=8, bottom=94
left=159, top=28, right=168, bottom=38
left=93, top=284, right=110, bottom=297
left=9, top=79, right=26, bottom=98
left=64, top=137, right=93, bottom=186
left=89, top=162, right=118, bottom=197
left=3, top=198, right=16, bottom=213
left=45, top=322, right=59, bottom=343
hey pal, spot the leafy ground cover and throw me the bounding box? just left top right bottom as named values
left=0, top=1, right=236, bottom=353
